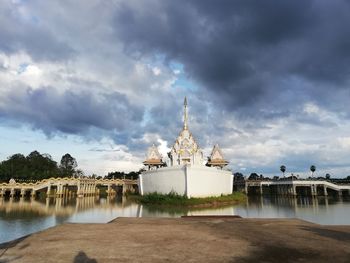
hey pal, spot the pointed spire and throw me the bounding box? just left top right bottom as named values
left=183, top=97, right=188, bottom=130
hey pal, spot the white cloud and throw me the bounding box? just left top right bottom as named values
left=152, top=66, right=161, bottom=76
left=157, top=138, right=170, bottom=158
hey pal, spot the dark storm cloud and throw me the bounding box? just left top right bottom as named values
left=113, top=0, right=350, bottom=114
left=0, top=86, right=144, bottom=139
left=0, top=1, right=75, bottom=61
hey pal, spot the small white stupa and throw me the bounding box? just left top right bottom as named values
left=139, top=98, right=233, bottom=198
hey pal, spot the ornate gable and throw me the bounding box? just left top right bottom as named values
left=143, top=144, right=164, bottom=169
left=206, top=144, right=229, bottom=168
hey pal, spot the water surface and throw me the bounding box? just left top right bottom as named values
left=1, top=195, right=349, bottom=243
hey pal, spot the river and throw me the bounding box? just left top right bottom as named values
left=1, top=195, right=350, bottom=244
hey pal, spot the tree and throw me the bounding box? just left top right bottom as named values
left=0, top=151, right=59, bottom=182
left=27, top=151, right=58, bottom=180
left=325, top=173, right=331, bottom=180
left=248, top=173, right=259, bottom=180
left=60, top=153, right=77, bottom=177
left=0, top=154, right=27, bottom=182
left=310, top=165, right=316, bottom=177
left=234, top=172, right=244, bottom=181
left=280, top=165, right=286, bottom=177
left=74, top=169, right=84, bottom=178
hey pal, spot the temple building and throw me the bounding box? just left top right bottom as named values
left=143, top=144, right=165, bottom=170
left=139, top=98, right=233, bottom=198
left=206, top=144, right=229, bottom=169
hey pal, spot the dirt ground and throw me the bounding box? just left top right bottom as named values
left=1, top=217, right=350, bottom=263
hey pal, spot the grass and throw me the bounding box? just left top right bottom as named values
left=128, top=191, right=246, bottom=208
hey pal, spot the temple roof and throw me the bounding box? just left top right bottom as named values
left=144, top=144, right=164, bottom=166
left=207, top=144, right=229, bottom=167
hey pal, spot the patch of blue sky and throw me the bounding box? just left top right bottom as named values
left=168, top=62, right=199, bottom=91
left=144, top=53, right=199, bottom=91
left=172, top=75, right=199, bottom=91
left=169, top=61, right=183, bottom=74
left=140, top=109, right=152, bottom=127
left=30, top=15, right=39, bottom=24
left=17, top=63, right=29, bottom=74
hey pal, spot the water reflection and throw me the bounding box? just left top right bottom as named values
left=0, top=195, right=350, bottom=243
left=235, top=195, right=350, bottom=225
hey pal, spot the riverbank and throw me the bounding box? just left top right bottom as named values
left=1, top=217, right=350, bottom=262
left=127, top=191, right=246, bottom=208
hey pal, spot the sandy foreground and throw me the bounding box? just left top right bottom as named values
left=1, top=217, right=350, bottom=263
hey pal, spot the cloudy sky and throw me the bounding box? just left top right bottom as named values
left=1, top=0, right=350, bottom=177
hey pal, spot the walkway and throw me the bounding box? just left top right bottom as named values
left=1, top=217, right=350, bottom=262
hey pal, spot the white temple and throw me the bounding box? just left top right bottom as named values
left=139, top=98, right=233, bottom=198
left=168, top=97, right=204, bottom=166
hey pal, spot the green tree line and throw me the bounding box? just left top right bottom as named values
left=104, top=169, right=143, bottom=180
left=0, top=151, right=78, bottom=182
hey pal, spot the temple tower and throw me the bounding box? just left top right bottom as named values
left=168, top=97, right=204, bottom=166
left=184, top=96, right=188, bottom=130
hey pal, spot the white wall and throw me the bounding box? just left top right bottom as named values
left=186, top=165, right=233, bottom=197
left=140, top=165, right=233, bottom=197
left=140, top=166, right=186, bottom=195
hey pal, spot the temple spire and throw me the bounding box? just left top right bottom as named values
left=184, top=97, right=188, bottom=130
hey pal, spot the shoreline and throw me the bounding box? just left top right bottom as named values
left=127, top=192, right=247, bottom=208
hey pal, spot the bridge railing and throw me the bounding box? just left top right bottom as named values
left=0, top=177, right=138, bottom=187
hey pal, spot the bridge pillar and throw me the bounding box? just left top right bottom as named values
left=62, top=186, right=66, bottom=198
left=77, top=182, right=81, bottom=197
left=122, top=183, right=126, bottom=195
left=292, top=185, right=297, bottom=196
left=0, top=188, right=4, bottom=197
left=10, top=188, right=15, bottom=197
left=20, top=188, right=25, bottom=197
left=280, top=185, right=285, bottom=195
left=31, top=189, right=36, bottom=198
left=47, top=185, right=51, bottom=197
left=338, top=190, right=343, bottom=197
left=56, top=184, right=63, bottom=197
left=323, top=186, right=328, bottom=196
left=84, top=183, right=88, bottom=196
left=259, top=185, right=263, bottom=195
left=81, top=183, right=85, bottom=196
left=90, top=184, right=93, bottom=196
left=311, top=185, right=317, bottom=196
left=56, top=185, right=60, bottom=197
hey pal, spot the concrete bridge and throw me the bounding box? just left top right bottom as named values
left=240, top=179, right=350, bottom=196
left=0, top=177, right=138, bottom=198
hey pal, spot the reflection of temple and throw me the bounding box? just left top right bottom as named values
left=140, top=98, right=233, bottom=198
